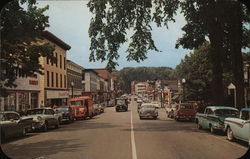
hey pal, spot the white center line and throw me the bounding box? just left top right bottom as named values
left=131, top=110, right=138, bottom=159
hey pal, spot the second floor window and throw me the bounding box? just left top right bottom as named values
left=64, top=75, right=66, bottom=88
left=56, top=73, right=58, bottom=87
left=51, top=72, right=54, bottom=87
left=60, top=55, right=62, bottom=69
left=55, top=53, right=58, bottom=67
left=47, top=71, right=50, bottom=87
left=60, top=74, right=62, bottom=88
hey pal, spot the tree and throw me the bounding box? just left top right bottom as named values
left=87, top=0, right=250, bottom=107
left=0, top=0, right=55, bottom=96
left=176, top=42, right=233, bottom=104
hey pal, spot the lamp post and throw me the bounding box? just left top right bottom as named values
left=71, top=81, right=74, bottom=98
left=182, top=78, right=186, bottom=102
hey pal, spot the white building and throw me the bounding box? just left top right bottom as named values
left=135, top=82, right=148, bottom=97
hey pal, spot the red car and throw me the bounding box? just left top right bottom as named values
left=174, top=103, right=196, bottom=121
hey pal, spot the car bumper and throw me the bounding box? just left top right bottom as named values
left=175, top=115, right=195, bottom=120
left=31, top=121, right=45, bottom=130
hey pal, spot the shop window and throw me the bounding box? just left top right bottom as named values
left=18, top=92, right=29, bottom=111
left=31, top=93, right=38, bottom=108
left=56, top=73, right=58, bottom=87
left=4, top=93, right=16, bottom=111
left=47, top=71, right=50, bottom=87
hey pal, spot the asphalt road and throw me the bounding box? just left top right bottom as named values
left=1, top=99, right=249, bottom=159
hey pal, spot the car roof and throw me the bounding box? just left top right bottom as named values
left=206, top=106, right=238, bottom=111
left=241, top=108, right=250, bottom=111
left=0, top=111, right=19, bottom=114
left=27, top=107, right=52, bottom=110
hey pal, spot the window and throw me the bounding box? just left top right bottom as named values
left=55, top=53, right=58, bottom=67
left=45, top=109, right=52, bottom=115
left=64, top=57, right=66, bottom=70
left=60, top=74, right=62, bottom=88
left=64, top=75, right=66, bottom=88
left=51, top=72, right=54, bottom=87
left=47, top=71, right=50, bottom=87
left=60, top=55, right=62, bottom=68
left=56, top=73, right=58, bottom=87
left=31, top=93, right=38, bottom=108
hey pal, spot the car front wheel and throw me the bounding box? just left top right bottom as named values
left=43, top=122, right=48, bottom=132
left=227, top=127, right=235, bottom=141
left=210, top=125, right=216, bottom=134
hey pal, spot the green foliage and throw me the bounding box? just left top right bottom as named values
left=118, top=66, right=176, bottom=93
left=0, top=0, right=55, bottom=96
left=176, top=43, right=212, bottom=101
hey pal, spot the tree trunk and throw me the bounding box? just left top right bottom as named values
left=209, top=38, right=224, bottom=105
left=229, top=2, right=245, bottom=108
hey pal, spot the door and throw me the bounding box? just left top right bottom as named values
left=44, top=109, right=54, bottom=126
left=4, top=113, right=21, bottom=137
left=238, top=111, right=250, bottom=141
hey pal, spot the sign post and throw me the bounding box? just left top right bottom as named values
left=228, top=83, right=236, bottom=107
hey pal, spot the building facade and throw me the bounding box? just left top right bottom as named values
left=67, top=60, right=84, bottom=98
left=38, top=31, right=71, bottom=107
left=0, top=73, right=40, bottom=111
left=135, top=82, right=148, bottom=97
left=82, top=69, right=100, bottom=101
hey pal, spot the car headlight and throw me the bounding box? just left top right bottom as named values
left=37, top=116, right=43, bottom=121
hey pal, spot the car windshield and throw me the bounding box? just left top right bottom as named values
left=26, top=109, right=44, bottom=115
left=0, top=113, right=5, bottom=121
left=214, top=109, right=239, bottom=116
left=55, top=107, right=69, bottom=111
left=116, top=99, right=125, bottom=105
left=180, top=104, right=193, bottom=109
left=142, top=105, right=155, bottom=109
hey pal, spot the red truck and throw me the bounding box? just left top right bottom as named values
left=174, top=103, right=196, bottom=121
left=68, top=96, right=94, bottom=120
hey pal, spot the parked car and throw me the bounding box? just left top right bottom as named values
left=0, top=111, right=34, bottom=141
left=25, top=108, right=60, bottom=132
left=174, top=103, right=196, bottom=121
left=54, top=106, right=74, bottom=123
left=93, top=104, right=100, bottom=115
left=195, top=106, right=239, bottom=133
left=115, top=97, right=128, bottom=112
left=139, top=104, right=158, bottom=120
left=107, top=99, right=115, bottom=107
left=224, top=108, right=250, bottom=143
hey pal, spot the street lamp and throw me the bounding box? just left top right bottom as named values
left=71, top=81, right=74, bottom=98
left=182, top=78, right=186, bottom=102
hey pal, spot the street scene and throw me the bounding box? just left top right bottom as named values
left=1, top=0, right=250, bottom=159
left=1, top=98, right=248, bottom=159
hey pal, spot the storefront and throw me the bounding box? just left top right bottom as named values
left=46, top=89, right=69, bottom=107
left=0, top=74, right=40, bottom=111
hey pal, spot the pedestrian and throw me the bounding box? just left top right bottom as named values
left=40, top=100, right=44, bottom=107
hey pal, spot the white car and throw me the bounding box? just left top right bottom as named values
left=224, top=108, right=250, bottom=144
left=25, top=107, right=59, bottom=132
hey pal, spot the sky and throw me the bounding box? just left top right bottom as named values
left=36, top=0, right=190, bottom=70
